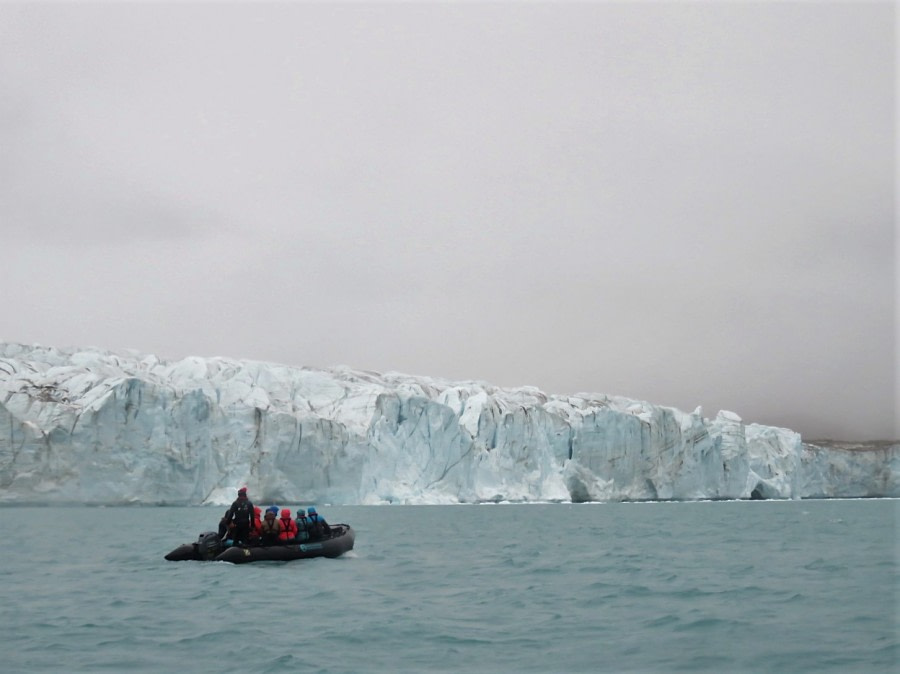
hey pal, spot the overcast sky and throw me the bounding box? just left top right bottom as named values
left=1, top=2, right=895, bottom=440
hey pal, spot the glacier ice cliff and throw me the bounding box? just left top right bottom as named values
left=1, top=343, right=896, bottom=505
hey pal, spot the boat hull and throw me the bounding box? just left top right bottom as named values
left=164, top=525, right=355, bottom=563
left=216, top=526, right=355, bottom=563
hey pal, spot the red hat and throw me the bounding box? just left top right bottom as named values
left=238, top=486, right=247, bottom=495
left=280, top=508, right=291, bottom=518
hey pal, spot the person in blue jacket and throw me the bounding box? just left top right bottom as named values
left=294, top=508, right=311, bottom=542
left=307, top=506, right=331, bottom=539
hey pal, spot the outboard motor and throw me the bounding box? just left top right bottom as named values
left=196, top=531, right=225, bottom=560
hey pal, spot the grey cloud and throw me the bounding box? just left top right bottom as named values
left=0, top=2, right=894, bottom=440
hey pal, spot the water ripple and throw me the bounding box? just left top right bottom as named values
left=0, top=501, right=895, bottom=674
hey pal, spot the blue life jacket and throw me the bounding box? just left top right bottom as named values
left=294, top=515, right=310, bottom=541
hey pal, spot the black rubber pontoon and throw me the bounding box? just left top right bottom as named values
left=164, top=524, right=355, bottom=563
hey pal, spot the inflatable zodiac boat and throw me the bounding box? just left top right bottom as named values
left=165, top=524, right=355, bottom=564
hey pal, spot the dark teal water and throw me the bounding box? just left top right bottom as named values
left=1, top=501, right=896, bottom=673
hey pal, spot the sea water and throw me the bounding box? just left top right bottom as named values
left=0, top=500, right=896, bottom=673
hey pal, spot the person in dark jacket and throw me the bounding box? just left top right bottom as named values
left=217, top=508, right=231, bottom=540
left=221, top=487, right=254, bottom=545
left=307, top=506, right=331, bottom=540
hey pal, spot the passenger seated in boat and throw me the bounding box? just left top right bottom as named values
left=248, top=506, right=262, bottom=545
left=307, top=506, right=331, bottom=539
left=259, top=507, right=283, bottom=546
left=218, top=509, right=231, bottom=539
left=294, top=509, right=310, bottom=542
left=278, top=508, right=299, bottom=543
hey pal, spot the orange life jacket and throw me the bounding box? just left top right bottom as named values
left=278, top=517, right=299, bottom=541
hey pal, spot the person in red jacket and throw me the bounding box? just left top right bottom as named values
left=249, top=506, right=262, bottom=545
left=278, top=508, right=299, bottom=543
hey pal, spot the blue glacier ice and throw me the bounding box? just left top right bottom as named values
left=0, top=343, right=896, bottom=505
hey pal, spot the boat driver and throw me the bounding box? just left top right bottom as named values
left=221, top=487, right=254, bottom=545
